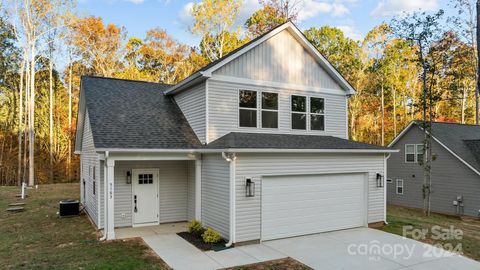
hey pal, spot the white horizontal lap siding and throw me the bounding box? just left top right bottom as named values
left=207, top=79, right=347, bottom=142
left=214, top=30, right=341, bottom=90
left=113, top=160, right=189, bottom=228
left=201, top=154, right=230, bottom=239
left=174, top=82, right=206, bottom=143
left=235, top=153, right=385, bottom=242
left=81, top=110, right=100, bottom=227
left=187, top=161, right=196, bottom=221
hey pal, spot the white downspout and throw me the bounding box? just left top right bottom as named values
left=384, top=153, right=391, bottom=225
left=99, top=151, right=109, bottom=241
left=222, top=152, right=236, bottom=247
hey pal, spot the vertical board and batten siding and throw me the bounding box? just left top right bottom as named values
left=174, top=83, right=206, bottom=143
left=80, top=110, right=100, bottom=227
left=104, top=160, right=192, bottom=228
left=234, top=153, right=385, bottom=242
left=387, top=126, right=480, bottom=216
left=201, top=154, right=230, bottom=239
left=207, top=79, right=347, bottom=142
left=214, top=29, right=341, bottom=90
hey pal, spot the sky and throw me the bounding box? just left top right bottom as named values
left=77, top=0, right=452, bottom=46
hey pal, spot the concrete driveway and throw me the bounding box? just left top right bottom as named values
left=143, top=228, right=480, bottom=270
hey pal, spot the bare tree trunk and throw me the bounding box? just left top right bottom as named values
left=17, top=59, right=25, bottom=186
left=381, top=84, right=385, bottom=146
left=49, top=58, right=54, bottom=182
left=28, top=46, right=35, bottom=187
left=67, top=63, right=72, bottom=181
left=461, top=84, right=467, bottom=124
left=476, top=0, right=480, bottom=124
left=393, top=86, right=397, bottom=138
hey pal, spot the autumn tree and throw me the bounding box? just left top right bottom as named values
left=190, top=0, right=243, bottom=61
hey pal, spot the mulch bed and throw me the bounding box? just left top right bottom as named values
left=177, top=231, right=228, bottom=251
left=221, top=257, right=312, bottom=270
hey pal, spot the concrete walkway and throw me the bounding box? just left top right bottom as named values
left=143, top=228, right=480, bottom=270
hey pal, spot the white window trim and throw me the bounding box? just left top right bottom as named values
left=405, top=144, right=424, bottom=163
left=310, top=97, right=325, bottom=131
left=396, top=179, right=404, bottom=195
left=290, top=95, right=326, bottom=131
left=405, top=144, right=416, bottom=163
left=238, top=89, right=258, bottom=128
left=261, top=91, right=279, bottom=129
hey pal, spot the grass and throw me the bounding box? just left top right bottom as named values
left=379, top=205, right=480, bottom=261
left=0, top=183, right=170, bottom=270
left=221, top=258, right=312, bottom=270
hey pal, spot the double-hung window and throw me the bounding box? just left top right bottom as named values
left=310, top=97, right=325, bottom=131
left=396, top=179, right=404, bottom=195
left=291, top=95, right=307, bottom=129
left=261, top=92, right=278, bottom=128
left=239, top=90, right=257, bottom=127
left=405, top=144, right=425, bottom=163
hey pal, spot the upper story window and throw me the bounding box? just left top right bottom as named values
left=239, top=90, right=257, bottom=127
left=261, top=92, right=278, bottom=128
left=405, top=144, right=424, bottom=163
left=310, top=97, right=325, bottom=131
left=291, top=95, right=307, bottom=130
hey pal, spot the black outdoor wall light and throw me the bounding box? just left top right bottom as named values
left=376, top=172, right=384, bottom=188
left=245, top=178, right=255, bottom=197
left=126, top=170, right=132, bottom=184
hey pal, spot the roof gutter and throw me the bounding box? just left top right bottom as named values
left=95, top=148, right=398, bottom=154
left=164, top=71, right=210, bottom=95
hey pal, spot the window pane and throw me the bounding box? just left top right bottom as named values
left=239, top=90, right=257, bottom=108
left=291, top=96, right=306, bottom=112
left=262, top=92, right=278, bottom=110
left=406, top=145, right=415, bottom=153
left=311, top=114, right=325, bottom=131
left=406, top=154, right=415, bottom=162
left=292, top=113, right=306, bottom=129
left=262, top=111, right=278, bottom=128
left=310, top=97, right=324, bottom=114
left=240, top=109, right=257, bottom=127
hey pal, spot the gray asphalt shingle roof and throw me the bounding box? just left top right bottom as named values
left=413, top=121, right=480, bottom=172
left=82, top=76, right=202, bottom=149
left=205, top=132, right=390, bottom=150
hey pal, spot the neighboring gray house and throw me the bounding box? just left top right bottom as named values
left=387, top=121, right=480, bottom=217
left=75, top=22, right=396, bottom=244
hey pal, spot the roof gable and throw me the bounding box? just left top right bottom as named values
left=165, top=21, right=355, bottom=95
left=390, top=121, right=480, bottom=175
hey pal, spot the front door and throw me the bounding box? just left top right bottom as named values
left=132, top=169, right=159, bottom=226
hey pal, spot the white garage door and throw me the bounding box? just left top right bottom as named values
left=261, top=173, right=366, bottom=241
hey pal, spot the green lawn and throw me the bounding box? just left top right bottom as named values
left=0, top=183, right=170, bottom=270
left=379, top=205, right=480, bottom=261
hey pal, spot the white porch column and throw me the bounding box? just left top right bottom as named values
left=195, top=157, right=202, bottom=221
left=106, top=158, right=115, bottom=240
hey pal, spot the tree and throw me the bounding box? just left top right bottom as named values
left=245, top=5, right=287, bottom=37
left=392, top=10, right=445, bottom=216
left=190, top=0, right=242, bottom=61
left=68, top=16, right=126, bottom=77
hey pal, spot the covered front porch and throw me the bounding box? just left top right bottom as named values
left=100, top=151, right=202, bottom=240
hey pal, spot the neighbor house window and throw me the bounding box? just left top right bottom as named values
left=93, top=181, right=96, bottom=195
left=405, top=144, right=415, bottom=163
left=291, top=95, right=306, bottom=129
left=416, top=144, right=424, bottom=164
left=239, top=90, right=257, bottom=127
left=310, top=97, right=325, bottom=131
left=261, top=92, right=278, bottom=128
left=396, top=179, right=404, bottom=195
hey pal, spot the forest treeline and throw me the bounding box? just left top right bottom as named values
left=0, top=0, right=478, bottom=185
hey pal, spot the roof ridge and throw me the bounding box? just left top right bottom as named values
left=414, top=120, right=480, bottom=127
left=82, top=75, right=174, bottom=86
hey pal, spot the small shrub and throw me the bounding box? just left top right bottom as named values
left=187, top=220, right=204, bottom=236
left=202, top=228, right=222, bottom=244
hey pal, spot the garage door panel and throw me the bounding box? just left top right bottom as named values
left=261, top=173, right=365, bottom=241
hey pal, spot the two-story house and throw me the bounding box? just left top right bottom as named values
left=75, top=22, right=396, bottom=244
